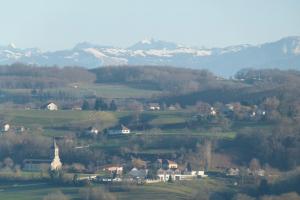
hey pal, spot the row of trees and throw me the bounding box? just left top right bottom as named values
left=82, top=98, right=117, bottom=111
left=0, top=63, right=95, bottom=89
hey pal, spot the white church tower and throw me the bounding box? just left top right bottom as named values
left=50, top=139, right=62, bottom=171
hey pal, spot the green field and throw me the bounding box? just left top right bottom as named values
left=0, top=109, right=118, bottom=137
left=3, top=83, right=162, bottom=99
left=0, top=178, right=231, bottom=200
left=0, top=109, right=238, bottom=139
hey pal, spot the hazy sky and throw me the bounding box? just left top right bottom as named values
left=0, top=0, right=300, bottom=50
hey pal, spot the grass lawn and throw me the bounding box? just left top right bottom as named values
left=2, top=83, right=162, bottom=99
left=52, top=83, right=162, bottom=99
left=0, top=178, right=232, bottom=200
left=1, top=109, right=118, bottom=134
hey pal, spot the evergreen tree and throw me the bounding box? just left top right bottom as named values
left=168, top=175, right=173, bottom=183
left=82, top=100, right=90, bottom=110
left=94, top=98, right=102, bottom=111
left=95, top=98, right=108, bottom=111
left=109, top=100, right=117, bottom=111
left=258, top=179, right=270, bottom=195
left=187, top=162, right=192, bottom=172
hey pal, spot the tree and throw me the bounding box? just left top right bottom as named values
left=82, top=100, right=90, bottom=110
left=258, top=179, right=270, bottom=195
left=80, top=187, right=116, bottom=200
left=43, top=190, right=69, bottom=200
left=187, top=162, right=192, bottom=172
left=94, top=98, right=108, bottom=111
left=109, top=100, right=117, bottom=111
left=94, top=98, right=102, bottom=111
left=3, top=157, right=14, bottom=169
left=146, top=168, right=158, bottom=179
left=168, top=175, right=173, bottom=183
left=72, top=174, right=79, bottom=185
left=249, top=158, right=261, bottom=172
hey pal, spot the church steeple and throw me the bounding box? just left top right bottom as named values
left=50, top=138, right=62, bottom=171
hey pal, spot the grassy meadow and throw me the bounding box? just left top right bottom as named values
left=0, top=178, right=232, bottom=200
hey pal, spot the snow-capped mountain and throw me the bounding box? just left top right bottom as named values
left=1, top=37, right=300, bottom=77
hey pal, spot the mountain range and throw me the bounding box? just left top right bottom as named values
left=1, top=36, right=300, bottom=77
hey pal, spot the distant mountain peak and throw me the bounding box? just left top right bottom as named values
left=140, top=38, right=153, bottom=44
left=73, top=42, right=112, bottom=50
left=8, top=43, right=16, bottom=49
left=128, top=38, right=179, bottom=50
left=0, top=36, right=299, bottom=77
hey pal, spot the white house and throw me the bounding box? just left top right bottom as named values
left=157, top=169, right=206, bottom=182
left=46, top=103, right=58, bottom=111
left=128, top=168, right=148, bottom=179
left=210, top=107, right=217, bottom=116
left=3, top=123, right=10, bottom=132
left=148, top=103, right=161, bottom=111
left=88, top=127, right=99, bottom=135
left=102, top=164, right=123, bottom=175
left=108, top=125, right=130, bottom=135
left=226, top=168, right=240, bottom=176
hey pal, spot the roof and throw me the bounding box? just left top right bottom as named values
left=23, top=159, right=51, bottom=164
left=149, top=103, right=160, bottom=107
left=165, top=160, right=177, bottom=165
left=41, top=102, right=57, bottom=109
left=102, top=164, right=123, bottom=169
left=121, top=124, right=130, bottom=131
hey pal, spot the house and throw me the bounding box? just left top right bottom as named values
left=2, top=123, right=10, bottom=132
left=108, top=125, right=130, bottom=135
left=248, top=168, right=265, bottom=177
left=23, top=159, right=53, bottom=172
left=102, top=164, right=123, bottom=175
left=87, top=127, right=99, bottom=135
left=168, top=105, right=177, bottom=111
left=45, top=102, right=58, bottom=111
left=156, top=159, right=178, bottom=169
left=23, top=139, right=62, bottom=171
left=162, top=159, right=178, bottom=169
left=72, top=106, right=82, bottom=111
left=157, top=169, right=205, bottom=182
left=210, top=107, right=217, bottom=116
left=226, top=168, right=240, bottom=176
left=148, top=103, right=161, bottom=111
left=128, top=168, right=148, bottom=179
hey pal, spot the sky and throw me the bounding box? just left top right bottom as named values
left=0, top=0, right=300, bottom=51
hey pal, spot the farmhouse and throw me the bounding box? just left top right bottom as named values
left=87, top=126, right=99, bottom=135
left=128, top=168, right=148, bottom=179
left=2, top=123, right=10, bottom=132
left=226, top=168, right=240, bottom=176
left=23, top=139, right=62, bottom=171
left=210, top=107, right=217, bottom=116
left=156, top=159, right=178, bottom=169
left=157, top=169, right=206, bottom=182
left=44, top=102, right=58, bottom=111
left=148, top=103, right=161, bottom=111
left=108, top=125, right=130, bottom=135
left=102, top=164, right=123, bottom=175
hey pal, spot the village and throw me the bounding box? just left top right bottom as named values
left=0, top=100, right=270, bottom=188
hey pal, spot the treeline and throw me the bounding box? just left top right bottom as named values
left=227, top=117, right=300, bottom=170
left=91, top=65, right=234, bottom=93
left=158, top=69, right=300, bottom=108
left=0, top=63, right=95, bottom=89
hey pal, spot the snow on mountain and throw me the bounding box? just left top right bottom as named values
left=0, top=36, right=299, bottom=76
left=8, top=43, right=16, bottom=49
left=128, top=38, right=179, bottom=50
left=84, top=48, right=128, bottom=65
